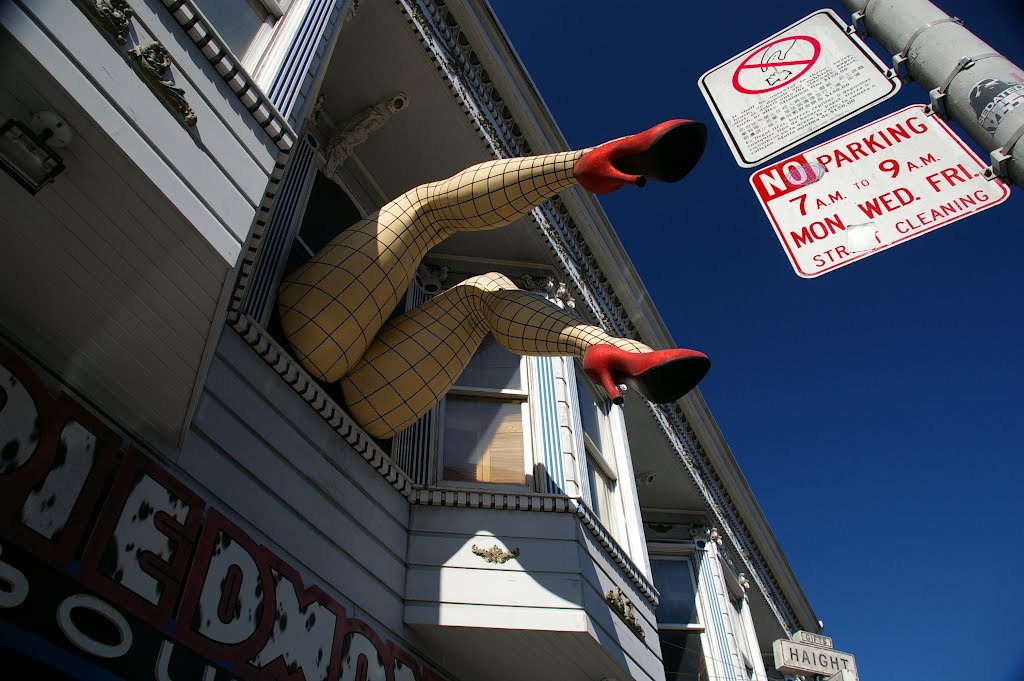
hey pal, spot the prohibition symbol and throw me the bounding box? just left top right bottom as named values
left=732, top=36, right=821, bottom=95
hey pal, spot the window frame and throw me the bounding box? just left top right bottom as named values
left=648, top=552, right=706, bottom=632
left=648, top=550, right=713, bottom=681
left=436, top=341, right=536, bottom=492
left=725, top=568, right=758, bottom=678
left=573, top=363, right=629, bottom=543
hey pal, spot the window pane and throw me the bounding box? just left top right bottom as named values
left=443, top=397, right=524, bottom=484
left=651, top=559, right=701, bottom=626
left=587, top=453, right=614, bottom=523
left=454, top=335, right=522, bottom=391
left=575, top=369, right=609, bottom=453
left=659, top=629, right=707, bottom=681
left=192, top=0, right=268, bottom=58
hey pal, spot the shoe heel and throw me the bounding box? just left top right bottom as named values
left=585, top=367, right=624, bottom=405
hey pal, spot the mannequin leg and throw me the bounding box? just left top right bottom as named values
left=339, top=273, right=650, bottom=439
left=278, top=151, right=584, bottom=384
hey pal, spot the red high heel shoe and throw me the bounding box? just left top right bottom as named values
left=583, top=345, right=710, bottom=405
left=574, top=120, right=707, bottom=194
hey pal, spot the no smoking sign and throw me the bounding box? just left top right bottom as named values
left=732, top=36, right=821, bottom=95
left=700, top=10, right=900, bottom=167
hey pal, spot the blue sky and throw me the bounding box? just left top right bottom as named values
left=490, top=1, right=1024, bottom=679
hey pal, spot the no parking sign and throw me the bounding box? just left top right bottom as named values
left=699, top=10, right=901, bottom=167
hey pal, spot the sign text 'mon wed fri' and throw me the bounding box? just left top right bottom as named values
left=699, top=9, right=900, bottom=168
left=749, top=105, right=1011, bottom=278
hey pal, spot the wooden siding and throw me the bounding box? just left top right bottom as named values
left=0, top=28, right=229, bottom=445
left=0, top=0, right=288, bottom=445
left=5, top=0, right=280, bottom=262
left=181, top=329, right=411, bottom=636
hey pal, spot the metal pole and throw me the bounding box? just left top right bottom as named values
left=838, top=0, right=1024, bottom=188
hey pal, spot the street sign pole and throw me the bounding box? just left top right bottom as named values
left=838, top=0, right=1024, bottom=188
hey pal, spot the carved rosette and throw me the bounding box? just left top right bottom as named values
left=605, top=587, right=645, bottom=640
left=129, top=43, right=197, bottom=127
left=471, top=544, right=519, bottom=564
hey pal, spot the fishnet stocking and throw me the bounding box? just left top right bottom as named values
left=341, top=273, right=650, bottom=439
left=278, top=150, right=584, bottom=383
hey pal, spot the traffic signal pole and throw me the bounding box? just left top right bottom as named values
left=838, top=0, right=1024, bottom=189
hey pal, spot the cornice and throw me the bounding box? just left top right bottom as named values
left=403, top=0, right=811, bottom=634
left=159, top=0, right=295, bottom=150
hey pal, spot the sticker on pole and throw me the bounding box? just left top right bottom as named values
left=750, top=105, right=1011, bottom=278
left=699, top=9, right=901, bottom=167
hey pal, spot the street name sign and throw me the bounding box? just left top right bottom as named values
left=750, top=105, right=1011, bottom=278
left=699, top=9, right=900, bottom=167
left=773, top=638, right=859, bottom=680
left=792, top=630, right=833, bottom=648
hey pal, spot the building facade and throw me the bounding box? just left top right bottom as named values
left=0, top=1, right=822, bottom=680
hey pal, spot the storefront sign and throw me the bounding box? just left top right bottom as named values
left=792, top=629, right=832, bottom=648
left=750, top=105, right=1010, bottom=277
left=0, top=343, right=440, bottom=681
left=773, top=638, right=858, bottom=680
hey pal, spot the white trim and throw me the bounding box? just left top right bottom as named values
left=250, top=0, right=315, bottom=90
left=609, top=402, right=650, bottom=578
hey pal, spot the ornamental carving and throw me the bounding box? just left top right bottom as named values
left=605, top=587, right=645, bottom=640
left=471, top=544, right=519, bottom=564
left=690, top=524, right=723, bottom=546
left=129, top=42, right=197, bottom=126
left=323, top=93, right=409, bottom=175
left=89, top=0, right=135, bottom=45
left=520, top=275, right=576, bottom=311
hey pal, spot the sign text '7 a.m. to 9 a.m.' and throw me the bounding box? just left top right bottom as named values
left=750, top=105, right=1011, bottom=278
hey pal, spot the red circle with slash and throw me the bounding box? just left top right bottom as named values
left=732, top=36, right=821, bottom=95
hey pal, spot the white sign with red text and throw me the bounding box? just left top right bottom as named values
left=750, top=105, right=1011, bottom=278
left=699, top=9, right=900, bottom=167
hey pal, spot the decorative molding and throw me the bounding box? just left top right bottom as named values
left=520, top=275, right=576, bottom=311
left=573, top=499, right=659, bottom=605
left=416, top=263, right=450, bottom=292
left=738, top=572, right=751, bottom=591
left=159, top=0, right=294, bottom=150
left=689, top=525, right=723, bottom=546
left=88, top=0, right=135, bottom=45
left=129, top=42, right=197, bottom=126
left=647, top=522, right=673, bottom=534
left=230, top=315, right=415, bottom=498
left=471, top=544, right=519, bottom=564
left=323, top=93, right=410, bottom=176
left=605, top=587, right=645, bottom=640
left=340, top=0, right=360, bottom=26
